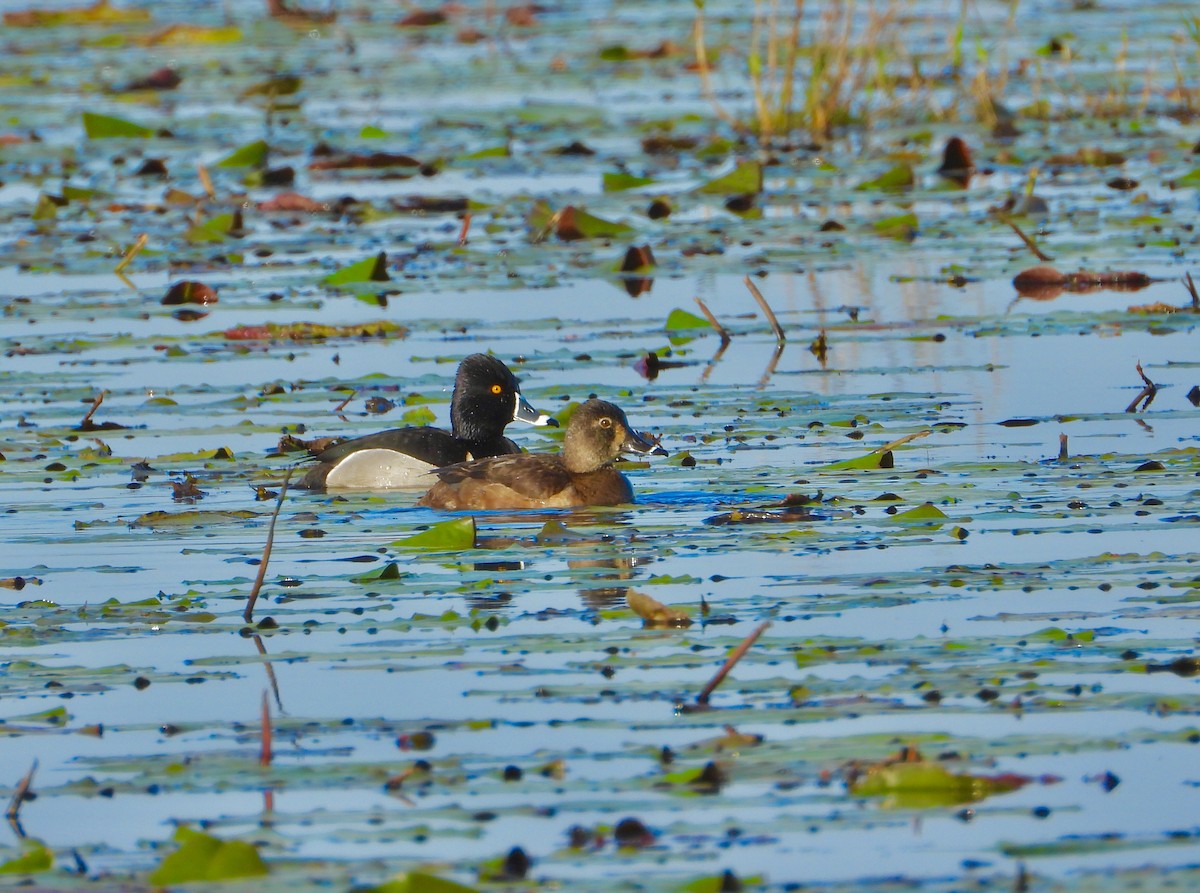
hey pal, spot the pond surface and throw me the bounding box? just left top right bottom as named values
left=1, top=1, right=1200, bottom=891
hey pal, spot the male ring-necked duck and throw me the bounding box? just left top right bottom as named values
left=416, top=399, right=666, bottom=510
left=300, top=354, right=554, bottom=490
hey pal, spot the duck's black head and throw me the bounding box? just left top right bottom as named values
left=451, top=354, right=554, bottom=442
left=562, top=399, right=667, bottom=473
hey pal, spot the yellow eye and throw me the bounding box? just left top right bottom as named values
left=599, top=417, right=613, bottom=428
left=490, top=384, right=503, bottom=395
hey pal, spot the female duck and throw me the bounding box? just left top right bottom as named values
left=417, top=399, right=666, bottom=510
left=301, top=354, right=554, bottom=490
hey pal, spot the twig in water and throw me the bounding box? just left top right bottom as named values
left=244, top=467, right=292, bottom=624
left=998, top=213, right=1052, bottom=262
left=197, top=163, right=215, bottom=200
left=872, top=429, right=932, bottom=455
left=333, top=389, right=357, bottom=414
left=79, top=391, right=108, bottom=427
left=696, top=621, right=771, bottom=706
left=1185, top=272, right=1199, bottom=311
left=114, top=233, right=148, bottom=274
left=693, top=297, right=731, bottom=345
left=1124, top=361, right=1158, bottom=413
left=1057, top=433, right=1069, bottom=462
left=744, top=276, right=786, bottom=343
left=6, top=760, right=37, bottom=833
left=457, top=212, right=472, bottom=247
left=260, top=691, right=273, bottom=768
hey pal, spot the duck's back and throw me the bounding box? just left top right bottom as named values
left=303, top=427, right=520, bottom=491
left=417, top=453, right=633, bottom=509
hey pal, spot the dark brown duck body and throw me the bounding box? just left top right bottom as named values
left=417, top=399, right=665, bottom=510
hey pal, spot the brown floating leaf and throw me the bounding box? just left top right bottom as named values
left=309, top=152, right=421, bottom=170
left=627, top=591, right=692, bottom=627
left=1013, top=266, right=1153, bottom=298
left=936, top=136, right=974, bottom=180
left=172, top=474, right=206, bottom=500
left=222, top=321, right=408, bottom=341
left=398, top=9, right=448, bottom=27
left=123, top=67, right=181, bottom=91
left=1107, top=177, right=1138, bottom=191
left=620, top=244, right=656, bottom=272
left=256, top=192, right=327, bottom=212
left=394, top=196, right=469, bottom=213
left=641, top=134, right=698, bottom=154
left=267, top=0, right=335, bottom=23
left=162, top=280, right=218, bottom=305
left=646, top=198, right=671, bottom=219
left=1045, top=147, right=1126, bottom=166
left=552, top=140, right=595, bottom=156
left=613, top=817, right=655, bottom=848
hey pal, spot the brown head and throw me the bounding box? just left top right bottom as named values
left=561, top=399, right=666, bottom=474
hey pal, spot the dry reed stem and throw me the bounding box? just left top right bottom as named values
left=998, top=214, right=1053, bottom=262
left=79, top=390, right=108, bottom=427
left=244, top=467, right=292, bottom=624
left=744, top=276, right=786, bottom=342
left=114, top=233, right=148, bottom=274
left=6, top=760, right=36, bottom=825
left=697, top=622, right=771, bottom=705
left=694, top=297, right=731, bottom=344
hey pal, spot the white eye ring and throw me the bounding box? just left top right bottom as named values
left=599, top=417, right=613, bottom=428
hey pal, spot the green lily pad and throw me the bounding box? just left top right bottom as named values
left=148, top=826, right=268, bottom=884
left=696, top=161, right=762, bottom=195
left=82, top=111, right=154, bottom=139
left=217, top=139, right=268, bottom=168
left=393, top=517, right=477, bottom=551
left=324, top=251, right=392, bottom=286
left=0, top=840, right=52, bottom=875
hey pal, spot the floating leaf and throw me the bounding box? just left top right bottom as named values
left=185, top=213, right=237, bottom=243
left=856, top=163, right=915, bottom=191
left=324, top=252, right=391, bottom=286
left=143, top=24, right=242, bottom=45
left=393, top=517, right=477, bottom=551
left=239, top=75, right=301, bottom=99
left=5, top=0, right=150, bottom=27
left=0, top=840, right=52, bottom=875
left=852, top=759, right=1029, bottom=808
left=401, top=406, right=436, bottom=425
left=1174, top=166, right=1200, bottom=188
left=371, top=871, right=481, bottom=893
left=665, top=308, right=709, bottom=331
left=891, top=502, right=948, bottom=522
left=697, top=161, right=762, bottom=195
left=162, top=281, right=218, bottom=306
left=82, top=111, right=154, bottom=139
left=217, top=139, right=268, bottom=168
left=529, top=203, right=635, bottom=240
left=603, top=171, right=655, bottom=192
left=148, top=827, right=268, bottom=885
left=817, top=450, right=894, bottom=471
left=627, top=590, right=692, bottom=627
left=872, top=212, right=918, bottom=239
left=351, top=562, right=405, bottom=583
